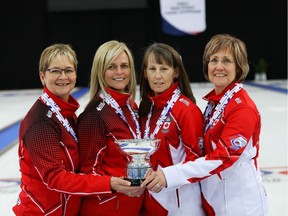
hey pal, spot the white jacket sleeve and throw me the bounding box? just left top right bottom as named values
left=162, top=157, right=223, bottom=188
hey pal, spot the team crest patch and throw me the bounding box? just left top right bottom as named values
left=210, top=113, right=222, bottom=129
left=230, top=135, right=247, bottom=150
left=162, top=116, right=172, bottom=133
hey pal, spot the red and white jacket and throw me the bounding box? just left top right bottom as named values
left=13, top=87, right=111, bottom=216
left=163, top=82, right=268, bottom=216
left=77, top=88, right=143, bottom=216
left=140, top=83, right=206, bottom=216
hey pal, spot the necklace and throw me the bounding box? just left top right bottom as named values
left=204, top=83, right=243, bottom=133
left=144, top=87, right=181, bottom=139
left=41, top=92, right=78, bottom=142
left=99, top=91, right=141, bottom=139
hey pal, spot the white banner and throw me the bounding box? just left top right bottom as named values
left=160, top=0, right=206, bottom=35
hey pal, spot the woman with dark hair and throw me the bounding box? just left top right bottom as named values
left=139, top=43, right=205, bottom=215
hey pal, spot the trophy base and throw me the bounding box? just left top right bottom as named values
left=124, top=178, right=145, bottom=186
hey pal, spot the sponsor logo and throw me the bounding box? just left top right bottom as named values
left=96, top=102, right=105, bottom=111
left=46, top=110, right=53, bottom=118
left=179, top=98, right=190, bottom=106
left=261, top=167, right=288, bottom=184
left=211, top=140, right=217, bottom=150
left=235, top=97, right=242, bottom=104
left=198, top=137, right=204, bottom=151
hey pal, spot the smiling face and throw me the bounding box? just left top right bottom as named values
left=39, top=54, right=76, bottom=102
left=145, top=55, right=178, bottom=95
left=104, top=51, right=131, bottom=92
left=208, top=49, right=236, bottom=94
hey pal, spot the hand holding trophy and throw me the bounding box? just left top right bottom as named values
left=115, top=139, right=160, bottom=186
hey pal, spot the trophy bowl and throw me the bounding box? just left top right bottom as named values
left=114, top=139, right=160, bottom=186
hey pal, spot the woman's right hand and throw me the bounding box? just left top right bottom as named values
left=110, top=176, right=144, bottom=197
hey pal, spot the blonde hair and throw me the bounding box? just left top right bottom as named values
left=39, top=43, right=78, bottom=73
left=89, top=40, right=137, bottom=101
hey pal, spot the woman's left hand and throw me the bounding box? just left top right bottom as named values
left=140, top=169, right=167, bottom=193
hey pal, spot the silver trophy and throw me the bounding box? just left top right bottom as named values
left=115, top=139, right=160, bottom=186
